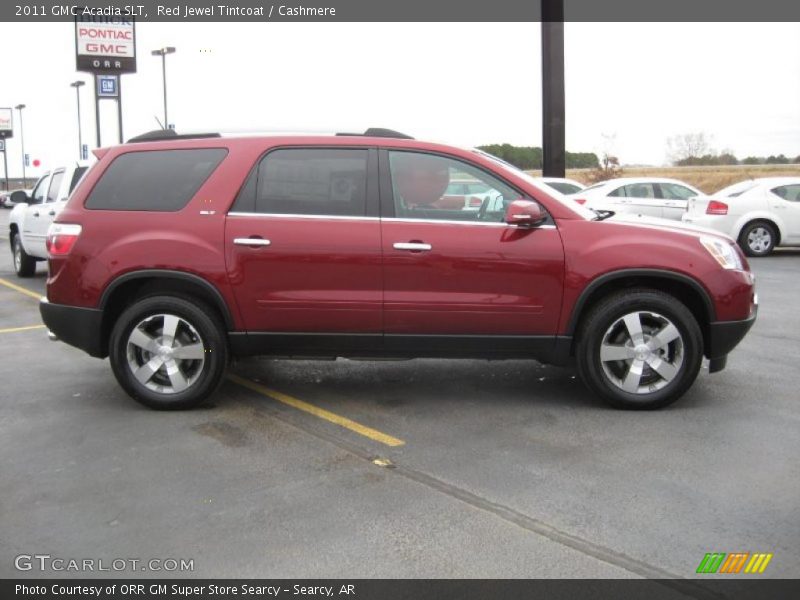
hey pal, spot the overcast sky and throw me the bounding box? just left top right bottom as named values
left=1, top=21, right=798, bottom=179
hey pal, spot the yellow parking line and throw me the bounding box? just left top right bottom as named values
left=0, top=324, right=45, bottom=334
left=0, top=277, right=42, bottom=300
left=228, top=373, right=405, bottom=447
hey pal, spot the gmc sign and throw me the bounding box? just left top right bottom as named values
left=75, top=16, right=136, bottom=74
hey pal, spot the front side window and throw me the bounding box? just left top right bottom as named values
left=85, top=149, right=227, bottom=211
left=47, top=170, right=65, bottom=203
left=30, top=175, right=50, bottom=205
left=388, top=151, right=520, bottom=222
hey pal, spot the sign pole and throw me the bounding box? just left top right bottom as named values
left=117, top=77, right=124, bottom=143
left=2, top=148, right=8, bottom=192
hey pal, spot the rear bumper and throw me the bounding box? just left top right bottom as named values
left=40, top=298, right=106, bottom=358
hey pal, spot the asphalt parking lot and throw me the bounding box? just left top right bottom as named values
left=1, top=210, right=798, bottom=586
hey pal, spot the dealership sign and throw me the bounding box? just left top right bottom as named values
left=75, top=16, right=136, bottom=73
left=0, top=108, right=12, bottom=139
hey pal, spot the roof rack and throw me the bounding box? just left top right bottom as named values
left=336, top=128, right=414, bottom=139
left=126, top=129, right=222, bottom=143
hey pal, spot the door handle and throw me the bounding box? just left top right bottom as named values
left=233, top=237, right=271, bottom=247
left=33, top=211, right=39, bottom=217
left=48, top=210, right=56, bottom=216
left=393, top=242, right=432, bottom=252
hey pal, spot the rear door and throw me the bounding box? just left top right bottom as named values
left=21, top=172, right=51, bottom=256
left=657, top=182, right=701, bottom=220
left=225, top=147, right=383, bottom=351
left=768, top=184, right=800, bottom=243
left=379, top=149, right=564, bottom=353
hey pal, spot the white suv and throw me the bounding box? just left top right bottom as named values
left=9, top=162, right=90, bottom=276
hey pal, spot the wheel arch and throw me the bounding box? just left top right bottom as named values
left=734, top=213, right=783, bottom=246
left=98, top=270, right=235, bottom=356
left=566, top=269, right=715, bottom=357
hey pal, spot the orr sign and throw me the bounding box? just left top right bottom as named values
left=75, top=16, right=136, bottom=73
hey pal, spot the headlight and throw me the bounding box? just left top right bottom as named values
left=699, top=236, right=743, bottom=270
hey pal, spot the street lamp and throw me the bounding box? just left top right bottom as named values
left=15, top=104, right=26, bottom=186
left=151, top=47, right=176, bottom=129
left=70, top=81, right=85, bottom=160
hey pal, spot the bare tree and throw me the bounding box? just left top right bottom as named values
left=666, top=132, right=712, bottom=164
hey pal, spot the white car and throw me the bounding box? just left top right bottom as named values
left=572, top=177, right=705, bottom=220
left=682, top=177, right=800, bottom=257
left=537, top=177, right=586, bottom=195
left=9, top=162, right=90, bottom=276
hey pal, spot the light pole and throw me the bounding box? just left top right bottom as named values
left=151, top=47, right=176, bottom=129
left=15, top=104, right=26, bottom=186
left=70, top=81, right=85, bottom=160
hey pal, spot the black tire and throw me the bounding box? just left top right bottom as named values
left=109, top=295, right=228, bottom=410
left=11, top=233, right=36, bottom=277
left=738, top=221, right=776, bottom=257
left=576, top=288, right=703, bottom=410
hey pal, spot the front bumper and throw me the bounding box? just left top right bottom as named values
left=40, top=298, right=106, bottom=358
left=705, top=304, right=757, bottom=372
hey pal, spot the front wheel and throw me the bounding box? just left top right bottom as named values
left=109, top=295, right=228, bottom=410
left=576, top=289, right=703, bottom=410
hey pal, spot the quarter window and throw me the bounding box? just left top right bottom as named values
left=387, top=151, right=520, bottom=222
left=771, top=185, right=800, bottom=202
left=659, top=183, right=697, bottom=200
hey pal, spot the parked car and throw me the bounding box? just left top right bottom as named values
left=682, top=177, right=800, bottom=257
left=572, top=177, right=705, bottom=220
left=9, top=162, right=90, bottom=276
left=40, top=129, right=756, bottom=411
left=537, top=177, right=586, bottom=195
left=2, top=188, right=32, bottom=208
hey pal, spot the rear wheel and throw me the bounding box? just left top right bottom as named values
left=11, top=234, right=36, bottom=277
left=576, top=289, right=703, bottom=410
left=738, top=221, right=776, bottom=257
left=109, top=295, right=228, bottom=410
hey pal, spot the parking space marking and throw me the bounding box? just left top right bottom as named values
left=0, top=277, right=42, bottom=300
left=228, top=373, right=406, bottom=447
left=0, top=324, right=45, bottom=334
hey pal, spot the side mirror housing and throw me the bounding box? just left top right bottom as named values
left=9, top=190, right=30, bottom=205
left=504, top=199, right=546, bottom=227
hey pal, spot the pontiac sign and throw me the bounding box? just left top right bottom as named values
left=75, top=16, right=136, bottom=74
left=0, top=108, right=12, bottom=139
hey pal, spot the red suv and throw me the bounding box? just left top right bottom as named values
left=40, top=129, right=757, bottom=410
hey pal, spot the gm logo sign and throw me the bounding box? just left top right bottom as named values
left=97, top=75, right=119, bottom=97
left=697, top=552, right=773, bottom=574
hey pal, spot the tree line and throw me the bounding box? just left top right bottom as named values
left=477, top=144, right=600, bottom=170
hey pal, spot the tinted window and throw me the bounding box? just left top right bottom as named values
left=47, top=171, right=65, bottom=202
left=607, top=186, right=626, bottom=197
left=772, top=184, right=800, bottom=202
left=30, top=175, right=50, bottom=205
left=69, top=166, right=88, bottom=193
left=659, top=183, right=697, bottom=200
left=388, top=151, right=521, bottom=223
left=85, top=149, right=227, bottom=211
left=252, top=148, right=368, bottom=216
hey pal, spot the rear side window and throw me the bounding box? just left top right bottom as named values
left=233, top=148, right=368, bottom=217
left=47, top=170, right=65, bottom=202
left=69, top=166, right=88, bottom=193
left=85, top=149, right=227, bottom=211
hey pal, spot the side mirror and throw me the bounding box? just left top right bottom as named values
left=9, top=190, right=29, bottom=204
left=504, top=199, right=546, bottom=227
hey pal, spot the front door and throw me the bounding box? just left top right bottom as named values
left=225, top=147, right=383, bottom=349
left=657, top=181, right=701, bottom=220
left=379, top=150, right=565, bottom=353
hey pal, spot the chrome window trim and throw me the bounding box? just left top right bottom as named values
left=227, top=212, right=557, bottom=229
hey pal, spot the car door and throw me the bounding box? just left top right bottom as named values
left=379, top=149, right=565, bottom=354
left=225, top=146, right=383, bottom=353
left=657, top=182, right=701, bottom=220
left=768, top=184, right=800, bottom=243
left=28, top=169, right=66, bottom=256
left=21, top=172, right=51, bottom=256
left=615, top=183, right=662, bottom=217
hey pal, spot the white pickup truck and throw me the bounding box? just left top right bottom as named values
left=9, top=162, right=90, bottom=277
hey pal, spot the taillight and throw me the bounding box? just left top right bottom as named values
left=706, top=200, right=728, bottom=215
left=468, top=196, right=483, bottom=208
left=574, top=198, right=586, bottom=205
left=46, top=224, right=82, bottom=256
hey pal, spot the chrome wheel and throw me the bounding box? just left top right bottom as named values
left=747, top=226, right=772, bottom=254
left=13, top=238, right=22, bottom=272
left=126, top=313, right=206, bottom=394
left=599, top=311, right=684, bottom=394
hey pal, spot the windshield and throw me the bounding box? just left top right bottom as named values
left=473, top=149, right=596, bottom=220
